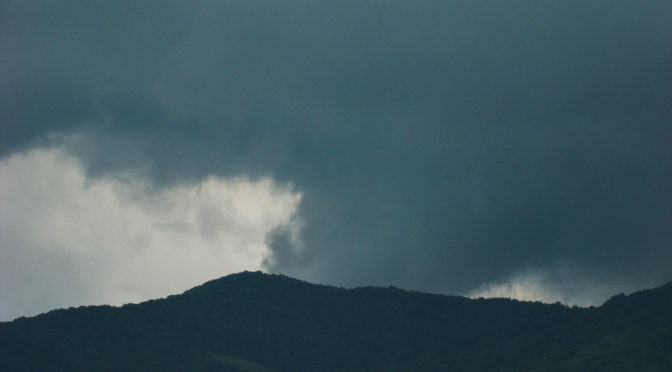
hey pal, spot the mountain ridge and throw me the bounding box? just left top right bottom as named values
left=1, top=271, right=671, bottom=371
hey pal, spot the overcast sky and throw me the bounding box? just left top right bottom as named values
left=2, top=0, right=671, bottom=320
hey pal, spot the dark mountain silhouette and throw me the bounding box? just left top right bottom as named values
left=1, top=271, right=671, bottom=371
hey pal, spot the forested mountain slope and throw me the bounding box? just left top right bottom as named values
left=1, top=271, right=670, bottom=371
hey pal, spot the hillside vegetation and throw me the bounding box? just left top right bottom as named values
left=1, top=271, right=670, bottom=371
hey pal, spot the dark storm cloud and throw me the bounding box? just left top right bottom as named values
left=3, top=0, right=671, bottom=299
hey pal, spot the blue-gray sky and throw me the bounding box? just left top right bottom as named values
left=2, top=0, right=671, bottom=319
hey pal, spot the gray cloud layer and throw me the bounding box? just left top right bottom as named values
left=3, top=1, right=672, bottom=302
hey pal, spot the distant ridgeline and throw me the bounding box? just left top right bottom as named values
left=1, top=271, right=671, bottom=371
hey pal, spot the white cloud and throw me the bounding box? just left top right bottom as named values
left=0, top=148, right=301, bottom=320
left=466, top=268, right=633, bottom=307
